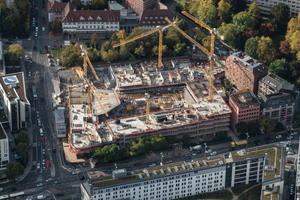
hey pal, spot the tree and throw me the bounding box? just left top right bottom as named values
left=116, top=30, right=127, bottom=41
left=218, top=0, right=231, bottom=22
left=101, top=49, right=119, bottom=63
left=5, top=162, right=24, bottom=180
left=225, top=0, right=247, bottom=15
left=87, top=48, right=101, bottom=62
left=182, top=134, right=191, bottom=147
left=173, top=43, right=187, bottom=56
left=134, top=43, right=146, bottom=58
left=260, top=22, right=276, bottom=37
left=197, top=4, right=218, bottom=27
left=177, top=19, right=188, bottom=32
left=202, top=36, right=211, bottom=51
left=193, top=27, right=206, bottom=44
left=152, top=45, right=168, bottom=57
left=72, top=0, right=82, bottom=8
left=269, top=58, right=288, bottom=76
left=248, top=2, right=261, bottom=28
left=49, top=18, right=62, bottom=35
left=91, top=0, right=107, bottom=9
left=16, top=142, right=28, bottom=158
left=13, top=162, right=25, bottom=177
left=270, top=3, right=290, bottom=34
left=294, top=112, right=300, bottom=128
left=235, top=122, right=248, bottom=139
left=60, top=44, right=83, bottom=67
left=280, top=40, right=291, bottom=56
left=285, top=14, right=300, bottom=60
left=94, top=144, right=122, bottom=163
left=217, top=23, right=237, bottom=47
left=258, top=116, right=276, bottom=133
left=224, top=78, right=232, bottom=90
left=256, top=36, right=277, bottom=66
left=16, top=130, right=29, bottom=145
left=165, top=28, right=181, bottom=49
left=232, top=11, right=255, bottom=34
left=7, top=43, right=24, bottom=65
left=243, top=28, right=258, bottom=39
left=90, top=33, right=101, bottom=49
left=244, top=36, right=260, bottom=59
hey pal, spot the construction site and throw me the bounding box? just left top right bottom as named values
left=66, top=17, right=232, bottom=159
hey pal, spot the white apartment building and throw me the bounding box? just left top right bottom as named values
left=246, top=0, right=300, bottom=17
left=0, top=73, right=31, bottom=131
left=61, top=7, right=120, bottom=39
left=0, top=123, right=9, bottom=172
left=81, top=155, right=265, bottom=200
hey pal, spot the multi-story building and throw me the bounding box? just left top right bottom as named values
left=54, top=107, right=66, bottom=138
left=0, top=73, right=30, bottom=131
left=259, top=92, right=295, bottom=126
left=48, top=1, right=73, bottom=22
left=138, top=9, right=174, bottom=30
left=0, top=123, right=9, bottom=172
left=126, top=0, right=158, bottom=16
left=246, top=0, right=300, bottom=17
left=81, top=151, right=267, bottom=200
left=258, top=73, right=300, bottom=112
left=228, top=91, right=260, bottom=132
left=61, top=6, right=120, bottom=39
left=108, top=1, right=139, bottom=34
left=225, top=52, right=268, bottom=95
left=0, top=41, right=5, bottom=76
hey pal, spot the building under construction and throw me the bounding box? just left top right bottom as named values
left=67, top=57, right=231, bottom=156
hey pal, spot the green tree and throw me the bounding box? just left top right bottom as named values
left=91, top=0, right=107, bottom=9
left=258, top=116, right=276, bottom=133
left=177, top=19, right=188, bottom=32
left=60, top=44, right=83, bottom=67
left=72, top=0, right=82, bottom=8
left=101, top=49, right=119, bottom=63
left=224, top=78, right=232, bottom=90
left=87, top=48, right=101, bottom=62
left=7, top=43, right=23, bottom=65
left=225, top=0, right=247, bottom=15
left=49, top=18, right=62, bottom=35
left=16, top=130, right=29, bottom=145
left=173, top=43, right=187, bottom=56
left=269, top=58, right=288, bottom=76
left=193, top=27, right=206, bottom=44
left=90, top=33, right=101, bottom=49
left=116, top=30, right=127, bottom=41
left=16, top=142, right=28, bottom=158
left=152, top=45, right=168, bottom=57
left=148, top=134, right=168, bottom=151
left=5, top=162, right=24, bottom=180
left=13, top=162, right=25, bottom=177
left=94, top=144, right=122, bottom=163
left=235, top=122, right=248, bottom=138
left=270, top=3, right=290, bottom=34
left=182, top=134, right=191, bottom=147
left=232, top=11, right=255, bottom=34
left=285, top=14, right=300, bottom=60
left=248, top=2, right=261, bottom=28
left=134, top=43, right=146, bottom=58
left=294, top=112, right=300, bottom=128
left=244, top=36, right=260, bottom=59
left=256, top=36, right=277, bottom=66
left=218, top=0, right=231, bottom=22
left=217, top=23, right=237, bottom=47
left=197, top=4, right=218, bottom=27
left=165, top=28, right=181, bottom=49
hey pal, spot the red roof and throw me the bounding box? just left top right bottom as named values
left=138, top=9, right=173, bottom=26
left=62, top=9, right=120, bottom=23
left=48, top=1, right=69, bottom=13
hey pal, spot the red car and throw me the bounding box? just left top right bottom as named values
left=286, top=160, right=293, bottom=164
left=41, top=137, right=45, bottom=143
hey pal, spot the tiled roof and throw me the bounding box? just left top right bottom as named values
left=48, top=1, right=68, bottom=13
left=62, top=9, right=120, bottom=22
left=0, top=72, right=28, bottom=103
left=259, top=92, right=295, bottom=108
left=138, top=9, right=173, bottom=26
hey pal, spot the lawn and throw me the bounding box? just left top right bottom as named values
left=52, top=48, right=61, bottom=64
left=177, top=189, right=233, bottom=200
left=238, top=184, right=262, bottom=200
left=231, top=183, right=258, bottom=196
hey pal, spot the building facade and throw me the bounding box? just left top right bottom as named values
left=259, top=93, right=295, bottom=126
left=0, top=73, right=31, bottom=131
left=225, top=52, right=268, bottom=95
left=246, top=0, right=300, bottom=17
left=47, top=1, right=71, bottom=22
left=0, top=123, right=9, bottom=171
left=54, top=107, right=66, bottom=138
left=228, top=91, right=260, bottom=132
left=81, top=156, right=265, bottom=200
left=61, top=8, right=120, bottom=39
left=0, top=41, right=5, bottom=76
left=126, top=0, right=158, bottom=16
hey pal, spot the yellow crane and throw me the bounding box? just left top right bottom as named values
left=74, top=67, right=109, bottom=117
left=181, top=11, right=226, bottom=101
left=165, top=17, right=218, bottom=101
left=113, top=25, right=171, bottom=69
left=145, top=93, right=151, bottom=124
left=80, top=46, right=99, bottom=80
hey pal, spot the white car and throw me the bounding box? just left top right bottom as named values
left=149, top=163, right=156, bottom=167
left=25, top=55, right=30, bottom=59
left=72, top=171, right=79, bottom=175
left=276, top=135, right=282, bottom=139
left=37, top=183, right=43, bottom=187
left=205, top=149, right=212, bottom=154
left=46, top=178, right=53, bottom=182
left=37, top=163, right=40, bottom=169
left=287, top=136, right=293, bottom=140
left=287, top=151, right=294, bottom=155
left=291, top=132, right=298, bottom=136
left=210, top=151, right=217, bottom=156
left=0, top=188, right=3, bottom=192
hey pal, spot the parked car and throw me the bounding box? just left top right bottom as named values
left=36, top=183, right=44, bottom=187
left=287, top=136, right=293, bottom=140
left=286, top=160, right=294, bottom=164
left=37, top=163, right=40, bottom=169
left=28, top=71, right=31, bottom=77
left=276, top=135, right=282, bottom=139
left=55, top=180, right=61, bottom=184
left=210, top=151, right=217, bottom=156
left=291, top=132, right=298, bottom=136
left=149, top=163, right=156, bottom=167
left=46, top=178, right=53, bottom=182
left=72, top=171, right=79, bottom=175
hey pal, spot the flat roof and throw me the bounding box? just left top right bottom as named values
left=230, top=91, right=260, bottom=108
left=108, top=1, right=125, bottom=10
left=54, top=107, right=65, bottom=123
left=0, top=72, right=29, bottom=103
left=231, top=51, right=263, bottom=69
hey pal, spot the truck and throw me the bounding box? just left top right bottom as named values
left=231, top=140, right=247, bottom=148
left=32, top=86, right=37, bottom=100
left=189, top=145, right=202, bottom=152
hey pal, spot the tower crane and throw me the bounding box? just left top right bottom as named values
left=113, top=25, right=171, bottom=69
left=74, top=67, right=109, bottom=117
left=182, top=11, right=253, bottom=93
left=145, top=93, right=151, bottom=124
left=181, top=11, right=225, bottom=101
left=80, top=46, right=99, bottom=81
left=165, top=17, right=219, bottom=101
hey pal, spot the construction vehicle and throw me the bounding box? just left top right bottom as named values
left=74, top=67, right=109, bottom=117
left=189, top=145, right=202, bottom=152
left=126, top=104, right=134, bottom=111
left=113, top=25, right=171, bottom=69
left=231, top=140, right=247, bottom=148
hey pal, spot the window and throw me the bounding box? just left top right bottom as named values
left=80, top=16, right=85, bottom=20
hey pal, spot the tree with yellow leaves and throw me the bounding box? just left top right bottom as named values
left=285, top=13, right=300, bottom=60
left=256, top=36, right=277, bottom=66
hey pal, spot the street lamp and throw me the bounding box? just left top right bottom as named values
left=245, top=132, right=249, bottom=154
left=160, top=152, right=164, bottom=166
left=204, top=142, right=207, bottom=157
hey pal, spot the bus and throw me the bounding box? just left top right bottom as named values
left=32, top=86, right=37, bottom=100
left=0, top=195, right=9, bottom=200
left=9, top=192, right=25, bottom=199
left=231, top=140, right=247, bottom=149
